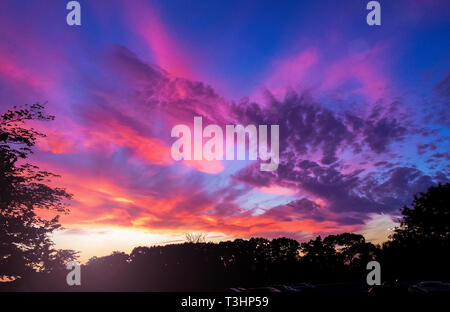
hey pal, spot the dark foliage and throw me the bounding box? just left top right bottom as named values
left=0, top=104, right=77, bottom=282
left=381, top=183, right=450, bottom=281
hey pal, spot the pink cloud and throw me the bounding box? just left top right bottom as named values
left=83, top=116, right=174, bottom=166
left=253, top=48, right=318, bottom=100
left=256, top=184, right=298, bottom=196
left=183, top=159, right=224, bottom=174
left=122, top=0, right=193, bottom=79
left=0, top=51, right=50, bottom=89
left=253, top=42, right=391, bottom=104
left=320, top=43, right=390, bottom=102
left=37, top=129, right=76, bottom=154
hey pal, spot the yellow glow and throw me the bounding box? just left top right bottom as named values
left=113, top=197, right=135, bottom=204
left=52, top=227, right=235, bottom=263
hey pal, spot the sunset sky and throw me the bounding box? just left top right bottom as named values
left=1, top=0, right=449, bottom=262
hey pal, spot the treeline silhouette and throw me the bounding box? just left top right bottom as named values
left=1, top=104, right=449, bottom=292
left=1, top=104, right=76, bottom=291
left=5, top=182, right=450, bottom=291
left=6, top=198, right=450, bottom=292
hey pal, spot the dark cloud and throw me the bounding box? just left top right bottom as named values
left=173, top=191, right=216, bottom=215
left=417, top=143, right=437, bottom=155
left=362, top=117, right=407, bottom=153
left=232, top=92, right=357, bottom=165
left=208, top=202, right=242, bottom=217
left=424, top=73, right=450, bottom=125
left=263, top=198, right=325, bottom=222
left=364, top=167, right=436, bottom=209
left=434, top=73, right=450, bottom=98
left=431, top=152, right=450, bottom=161
left=233, top=90, right=411, bottom=169
left=230, top=90, right=447, bottom=226
left=233, top=162, right=276, bottom=187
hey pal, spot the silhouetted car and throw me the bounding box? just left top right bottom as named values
left=368, top=280, right=409, bottom=295
left=226, top=287, right=247, bottom=292
left=290, top=283, right=315, bottom=293
left=408, top=281, right=450, bottom=294
left=269, top=285, right=299, bottom=292
left=247, top=287, right=282, bottom=293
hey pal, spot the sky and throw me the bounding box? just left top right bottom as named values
left=1, top=0, right=449, bottom=262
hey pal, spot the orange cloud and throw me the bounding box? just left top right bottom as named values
left=84, top=117, right=173, bottom=166
left=37, top=129, right=76, bottom=154
left=35, top=158, right=349, bottom=239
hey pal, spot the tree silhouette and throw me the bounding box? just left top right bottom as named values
left=324, top=233, right=378, bottom=266
left=185, top=232, right=207, bottom=243
left=0, top=104, right=76, bottom=280
left=382, top=183, right=450, bottom=280
left=392, top=183, right=450, bottom=243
